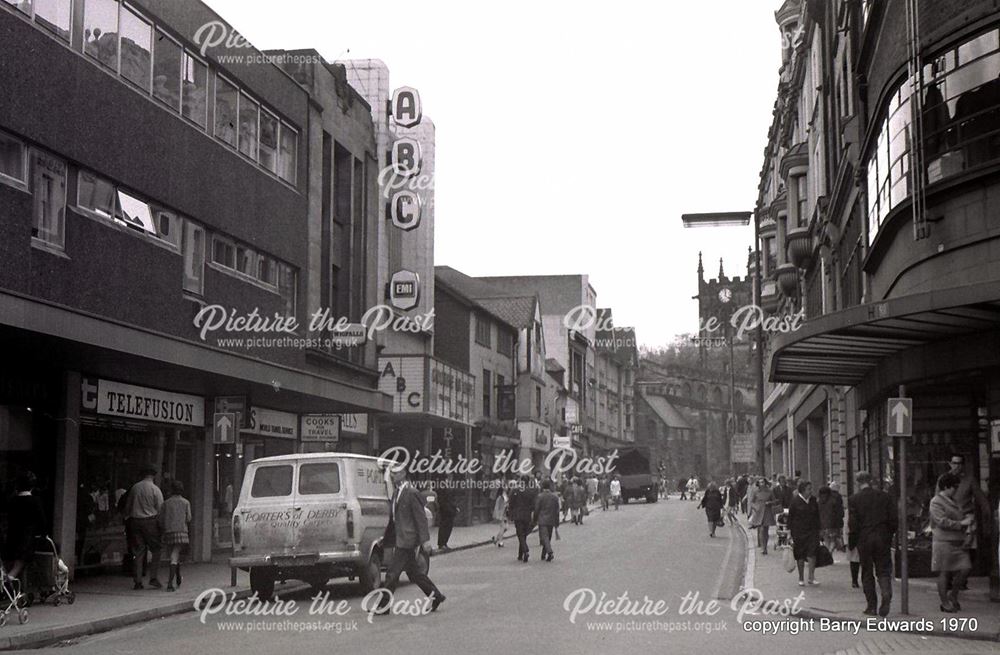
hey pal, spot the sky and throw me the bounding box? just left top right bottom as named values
left=205, top=0, right=783, bottom=347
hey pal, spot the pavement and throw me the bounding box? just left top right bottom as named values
left=735, top=511, right=1000, bottom=643
left=0, top=516, right=522, bottom=651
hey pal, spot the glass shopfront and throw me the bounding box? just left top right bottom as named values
left=77, top=417, right=197, bottom=570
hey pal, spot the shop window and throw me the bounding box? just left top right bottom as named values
left=0, top=131, right=26, bottom=186
left=298, top=463, right=341, bottom=495
left=119, top=3, right=151, bottom=91
left=238, top=92, right=259, bottom=160
left=259, top=110, right=279, bottom=173
left=278, top=122, right=297, bottom=184
left=30, top=149, right=66, bottom=248
left=183, top=220, right=205, bottom=295
left=250, top=465, right=292, bottom=498
left=181, top=52, right=207, bottom=128
left=214, top=75, right=239, bottom=148
left=83, top=0, right=119, bottom=71
left=152, top=29, right=182, bottom=112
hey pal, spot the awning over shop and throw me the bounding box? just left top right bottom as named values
left=643, top=394, right=693, bottom=430
left=769, top=280, right=1000, bottom=386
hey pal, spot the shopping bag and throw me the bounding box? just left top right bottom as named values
left=815, top=544, right=834, bottom=568
left=782, top=547, right=796, bottom=573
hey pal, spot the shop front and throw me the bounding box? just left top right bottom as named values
left=77, top=377, right=205, bottom=572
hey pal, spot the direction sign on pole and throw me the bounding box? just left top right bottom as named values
left=214, top=412, right=236, bottom=444
left=887, top=397, right=912, bottom=437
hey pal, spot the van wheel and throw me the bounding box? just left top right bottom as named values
left=358, top=550, right=382, bottom=594
left=647, top=494, right=658, bottom=503
left=249, top=568, right=276, bottom=601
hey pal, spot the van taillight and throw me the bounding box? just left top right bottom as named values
left=233, top=515, right=241, bottom=546
left=346, top=509, right=355, bottom=539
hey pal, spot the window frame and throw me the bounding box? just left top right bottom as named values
left=278, top=121, right=298, bottom=184
left=214, top=73, right=240, bottom=150
left=118, top=1, right=153, bottom=93
left=180, top=49, right=209, bottom=129
left=29, top=148, right=67, bottom=250
left=481, top=368, right=492, bottom=418
left=151, top=26, right=183, bottom=112
left=0, top=130, right=27, bottom=189
left=475, top=314, right=492, bottom=348
left=82, top=0, right=120, bottom=71
left=182, top=219, right=205, bottom=296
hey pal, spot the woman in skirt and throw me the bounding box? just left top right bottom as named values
left=699, top=482, right=724, bottom=538
left=929, top=472, right=974, bottom=612
left=159, top=480, right=191, bottom=591
left=788, top=480, right=821, bottom=586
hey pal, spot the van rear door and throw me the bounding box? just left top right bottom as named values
left=293, top=459, right=350, bottom=557
left=238, top=462, right=299, bottom=557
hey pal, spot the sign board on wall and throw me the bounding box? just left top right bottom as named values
left=94, top=379, right=205, bottom=427
left=389, top=270, right=420, bottom=310
left=553, top=435, right=572, bottom=450
left=338, top=413, right=368, bottom=436
left=391, top=87, right=422, bottom=128
left=379, top=357, right=426, bottom=414
left=731, top=433, right=756, bottom=463
left=428, top=358, right=473, bottom=424
left=246, top=407, right=298, bottom=439
left=301, top=415, right=341, bottom=442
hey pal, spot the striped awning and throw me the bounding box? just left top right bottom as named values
left=769, top=281, right=1000, bottom=386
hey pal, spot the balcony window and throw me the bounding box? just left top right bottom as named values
left=278, top=123, right=297, bottom=183
left=0, top=131, right=26, bottom=186
left=183, top=220, right=205, bottom=295
left=215, top=76, right=238, bottom=148
left=181, top=53, right=207, bottom=128
left=152, top=30, right=182, bottom=111
left=119, top=4, right=151, bottom=91
left=238, top=92, right=259, bottom=160
left=30, top=150, right=66, bottom=248
left=83, top=0, right=119, bottom=71
left=259, top=110, right=279, bottom=173
left=34, top=0, right=72, bottom=41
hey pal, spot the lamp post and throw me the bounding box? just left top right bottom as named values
left=681, top=211, right=766, bottom=477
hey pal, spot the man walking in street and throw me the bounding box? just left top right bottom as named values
left=508, top=476, right=537, bottom=562
left=126, top=466, right=164, bottom=590
left=736, top=475, right=750, bottom=515
left=599, top=475, right=610, bottom=511
left=776, top=475, right=793, bottom=510
left=533, top=480, right=560, bottom=562
left=435, top=480, right=458, bottom=552
left=848, top=470, right=896, bottom=617
left=609, top=474, right=622, bottom=510
left=377, top=466, right=444, bottom=614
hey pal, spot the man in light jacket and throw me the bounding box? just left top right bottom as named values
left=376, top=467, right=445, bottom=613
left=533, top=480, right=561, bottom=562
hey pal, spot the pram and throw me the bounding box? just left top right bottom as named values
left=23, top=537, right=74, bottom=607
left=0, top=565, right=29, bottom=626
left=775, top=509, right=791, bottom=548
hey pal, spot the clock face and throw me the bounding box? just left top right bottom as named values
left=718, top=288, right=732, bottom=304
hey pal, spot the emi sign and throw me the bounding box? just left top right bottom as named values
left=886, top=397, right=912, bottom=437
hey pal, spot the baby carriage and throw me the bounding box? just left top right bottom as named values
left=775, top=509, right=791, bottom=548
left=24, top=537, right=74, bottom=607
left=0, top=565, right=29, bottom=627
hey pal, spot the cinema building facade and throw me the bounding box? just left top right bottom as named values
left=0, top=0, right=389, bottom=574
left=760, top=0, right=1000, bottom=582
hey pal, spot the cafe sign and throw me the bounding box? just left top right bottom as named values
left=94, top=379, right=205, bottom=427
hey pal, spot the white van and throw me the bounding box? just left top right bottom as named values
left=230, top=453, right=430, bottom=599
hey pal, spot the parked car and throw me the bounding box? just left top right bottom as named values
left=230, top=453, right=429, bottom=600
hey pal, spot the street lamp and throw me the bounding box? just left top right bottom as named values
left=682, top=211, right=765, bottom=477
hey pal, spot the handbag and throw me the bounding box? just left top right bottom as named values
left=782, top=547, right=796, bottom=573
left=815, top=544, right=834, bottom=568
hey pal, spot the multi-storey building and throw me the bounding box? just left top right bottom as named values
left=0, top=0, right=389, bottom=572
left=758, top=0, right=1000, bottom=580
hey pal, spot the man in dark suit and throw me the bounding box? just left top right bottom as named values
left=533, top=480, right=561, bottom=562
left=508, top=476, right=537, bottom=562
left=435, top=481, right=458, bottom=551
left=848, top=470, right=897, bottom=617
left=376, top=467, right=444, bottom=613
left=776, top=475, right=793, bottom=510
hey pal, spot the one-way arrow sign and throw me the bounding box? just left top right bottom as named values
left=887, top=398, right=912, bottom=437
left=214, top=412, right=236, bottom=444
